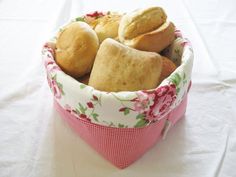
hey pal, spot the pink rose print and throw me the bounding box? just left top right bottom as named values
left=133, top=91, right=155, bottom=113
left=64, top=104, right=80, bottom=118
left=64, top=104, right=91, bottom=122
left=175, top=29, right=183, bottom=38
left=65, top=104, right=72, bottom=113
left=51, top=79, right=62, bottom=99
left=180, top=39, right=191, bottom=47
left=43, top=42, right=65, bottom=99
left=86, top=11, right=105, bottom=18
left=43, top=43, right=61, bottom=73
left=47, top=74, right=64, bottom=99
left=146, top=84, right=176, bottom=122
left=43, top=42, right=56, bottom=57
left=79, top=114, right=91, bottom=122
left=82, top=11, right=107, bottom=25
left=65, top=95, right=102, bottom=123
left=87, top=102, right=94, bottom=108
left=133, top=84, right=177, bottom=123
left=45, top=59, right=61, bottom=73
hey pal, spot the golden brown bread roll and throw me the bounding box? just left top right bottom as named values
left=88, top=38, right=163, bottom=92
left=55, top=22, right=99, bottom=79
left=119, top=7, right=175, bottom=53
left=160, top=56, right=177, bottom=83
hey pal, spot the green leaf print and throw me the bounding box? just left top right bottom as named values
left=118, top=123, right=125, bottom=128
left=134, top=119, right=148, bottom=128
left=169, top=73, right=181, bottom=86
left=98, top=95, right=102, bottom=106
left=136, top=113, right=145, bottom=119
left=52, top=74, right=56, bottom=80
left=124, top=108, right=130, bottom=115
left=75, top=17, right=85, bottom=22
left=176, top=87, right=180, bottom=93
left=92, top=113, right=99, bottom=122
left=75, top=108, right=80, bottom=114
left=79, top=84, right=87, bottom=89
left=78, top=103, right=87, bottom=114
left=56, top=81, right=65, bottom=95
left=183, top=73, right=187, bottom=85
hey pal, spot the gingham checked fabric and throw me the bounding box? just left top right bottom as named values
left=54, top=95, right=188, bottom=168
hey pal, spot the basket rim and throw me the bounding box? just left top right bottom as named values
left=42, top=20, right=193, bottom=98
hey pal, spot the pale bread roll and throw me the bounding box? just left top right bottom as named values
left=88, top=38, right=163, bottom=92
left=94, top=13, right=122, bottom=42
left=55, top=22, right=99, bottom=78
left=119, top=7, right=175, bottom=53
left=119, top=7, right=167, bottom=40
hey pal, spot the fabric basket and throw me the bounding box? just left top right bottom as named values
left=42, top=16, right=193, bottom=168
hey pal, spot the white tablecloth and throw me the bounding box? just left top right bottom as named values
left=1, top=0, right=236, bottom=176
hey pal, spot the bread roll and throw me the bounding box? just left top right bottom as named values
left=119, top=7, right=175, bottom=53
left=88, top=38, right=163, bottom=92
left=119, top=7, right=167, bottom=40
left=83, top=12, right=122, bottom=42
left=160, top=56, right=177, bottom=83
left=55, top=22, right=99, bottom=78
left=94, top=13, right=122, bottom=42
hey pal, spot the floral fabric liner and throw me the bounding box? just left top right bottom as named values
left=42, top=14, right=193, bottom=128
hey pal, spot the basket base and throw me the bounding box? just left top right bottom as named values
left=54, top=95, right=188, bottom=169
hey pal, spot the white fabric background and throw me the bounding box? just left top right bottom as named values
left=0, top=0, right=236, bottom=176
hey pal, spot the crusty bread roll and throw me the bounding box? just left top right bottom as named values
left=94, top=13, right=122, bottom=42
left=160, top=56, right=177, bottom=83
left=88, top=38, right=163, bottom=92
left=119, top=7, right=175, bottom=53
left=55, top=22, right=99, bottom=78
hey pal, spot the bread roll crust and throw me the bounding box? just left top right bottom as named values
left=160, top=56, right=177, bottom=83
left=119, top=7, right=175, bottom=53
left=128, top=21, right=175, bottom=52
left=95, top=13, right=122, bottom=42
left=55, top=22, right=99, bottom=78
left=88, top=38, right=163, bottom=92
left=119, top=7, right=167, bottom=40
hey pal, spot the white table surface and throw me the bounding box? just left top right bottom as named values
left=1, top=0, right=236, bottom=176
